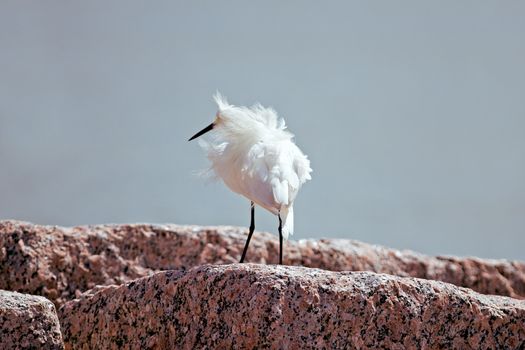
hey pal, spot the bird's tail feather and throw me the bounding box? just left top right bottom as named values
left=280, top=206, right=294, bottom=240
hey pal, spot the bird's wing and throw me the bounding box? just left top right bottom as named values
left=267, top=141, right=310, bottom=207
left=240, top=141, right=290, bottom=207
left=241, top=140, right=311, bottom=208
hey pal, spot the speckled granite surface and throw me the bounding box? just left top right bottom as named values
left=1, top=220, right=524, bottom=308
left=0, top=290, right=63, bottom=349
left=59, top=264, right=525, bottom=350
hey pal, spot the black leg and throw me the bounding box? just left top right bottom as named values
left=278, top=214, right=283, bottom=265
left=240, top=202, right=255, bottom=263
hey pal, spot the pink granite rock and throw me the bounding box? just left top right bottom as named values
left=59, top=264, right=525, bottom=350
left=0, top=290, right=63, bottom=349
left=1, top=220, right=524, bottom=308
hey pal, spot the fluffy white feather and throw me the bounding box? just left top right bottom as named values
left=199, top=93, right=312, bottom=239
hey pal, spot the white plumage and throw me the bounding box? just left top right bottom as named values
left=189, top=93, right=312, bottom=264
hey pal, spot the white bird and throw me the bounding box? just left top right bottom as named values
left=188, top=93, right=312, bottom=264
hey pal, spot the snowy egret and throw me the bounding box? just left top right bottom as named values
left=189, top=93, right=312, bottom=264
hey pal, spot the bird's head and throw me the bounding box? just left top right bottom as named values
left=188, top=92, right=291, bottom=142
left=188, top=92, right=232, bottom=142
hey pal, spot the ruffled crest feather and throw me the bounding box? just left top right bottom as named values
left=213, top=92, right=289, bottom=135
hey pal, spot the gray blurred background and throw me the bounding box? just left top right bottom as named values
left=1, top=1, right=524, bottom=260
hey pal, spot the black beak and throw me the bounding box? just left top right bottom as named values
left=188, top=123, right=214, bottom=141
